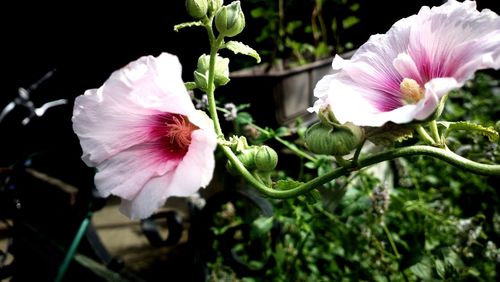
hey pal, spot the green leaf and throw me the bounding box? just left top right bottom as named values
left=275, top=127, right=291, bottom=137
left=435, top=259, right=446, bottom=279
left=184, top=81, right=197, bottom=90
left=174, top=21, right=204, bottom=32
left=441, top=121, right=499, bottom=142
left=365, top=123, right=414, bottom=145
left=410, top=256, right=433, bottom=280
left=235, top=112, right=253, bottom=125
left=342, top=16, right=360, bottom=29
left=223, top=41, right=261, bottom=63
left=274, top=179, right=303, bottom=191
left=252, top=216, right=274, bottom=236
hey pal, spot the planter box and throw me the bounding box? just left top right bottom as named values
left=220, top=51, right=354, bottom=128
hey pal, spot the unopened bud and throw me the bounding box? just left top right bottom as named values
left=208, top=0, right=223, bottom=15
left=238, top=148, right=256, bottom=170
left=215, top=1, right=245, bottom=37
left=186, top=0, right=208, bottom=19
left=254, top=145, right=278, bottom=172
left=193, top=54, right=230, bottom=91
left=305, top=122, right=364, bottom=156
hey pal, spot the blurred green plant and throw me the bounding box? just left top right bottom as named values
left=246, top=0, right=360, bottom=70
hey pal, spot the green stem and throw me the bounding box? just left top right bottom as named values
left=382, top=223, right=399, bottom=259
left=55, top=212, right=92, bottom=282
left=429, top=120, right=441, bottom=144
left=250, top=123, right=318, bottom=163
left=416, top=125, right=435, bottom=145
left=204, top=18, right=224, bottom=136
left=226, top=144, right=500, bottom=199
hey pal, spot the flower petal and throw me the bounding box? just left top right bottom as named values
left=414, top=77, right=459, bottom=120
left=72, top=53, right=197, bottom=166
left=94, top=144, right=179, bottom=200
left=119, top=172, right=175, bottom=220
left=168, top=129, right=217, bottom=197
left=408, top=0, right=500, bottom=82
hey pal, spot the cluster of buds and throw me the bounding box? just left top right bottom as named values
left=185, top=0, right=245, bottom=37
left=225, top=137, right=278, bottom=186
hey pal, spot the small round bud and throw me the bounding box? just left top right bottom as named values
left=208, top=0, right=223, bottom=15
left=305, top=122, right=364, bottom=156
left=215, top=1, right=245, bottom=37
left=237, top=148, right=256, bottom=170
left=193, top=54, right=230, bottom=91
left=186, top=0, right=208, bottom=19
left=254, top=145, right=278, bottom=172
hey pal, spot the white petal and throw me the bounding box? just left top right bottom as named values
left=72, top=88, right=157, bottom=166
left=94, top=144, right=179, bottom=200
left=119, top=172, right=175, bottom=220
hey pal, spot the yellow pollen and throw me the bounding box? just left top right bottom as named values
left=400, top=78, right=424, bottom=104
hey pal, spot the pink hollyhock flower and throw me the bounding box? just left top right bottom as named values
left=72, top=53, right=217, bottom=219
left=311, top=0, right=500, bottom=127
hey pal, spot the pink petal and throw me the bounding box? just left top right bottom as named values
left=73, top=53, right=198, bottom=166
left=408, top=0, right=500, bottom=82
left=94, top=144, right=179, bottom=200
left=117, top=121, right=216, bottom=219
left=119, top=172, right=175, bottom=219
left=415, top=77, right=459, bottom=120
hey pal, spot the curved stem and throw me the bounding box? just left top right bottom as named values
left=228, top=144, right=500, bottom=199
left=357, top=145, right=500, bottom=176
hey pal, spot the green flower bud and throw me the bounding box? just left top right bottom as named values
left=305, top=122, right=364, bottom=156
left=193, top=54, right=230, bottom=91
left=215, top=1, right=245, bottom=37
left=186, top=0, right=208, bottom=19
left=238, top=148, right=256, bottom=170
left=208, top=0, right=223, bottom=15
left=193, top=70, right=208, bottom=92
left=254, top=145, right=278, bottom=172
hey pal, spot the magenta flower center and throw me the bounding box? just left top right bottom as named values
left=400, top=78, right=424, bottom=104
left=151, top=113, right=198, bottom=158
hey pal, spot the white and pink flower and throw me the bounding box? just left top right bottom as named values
left=72, top=53, right=217, bottom=219
left=312, top=0, right=500, bottom=127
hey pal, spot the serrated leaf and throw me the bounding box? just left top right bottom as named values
left=174, top=21, right=203, bottom=32
left=223, top=41, right=261, bottom=63
left=184, top=81, right=197, bottom=90
left=274, top=179, right=303, bottom=191
left=365, top=123, right=414, bottom=145
left=443, top=121, right=499, bottom=142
